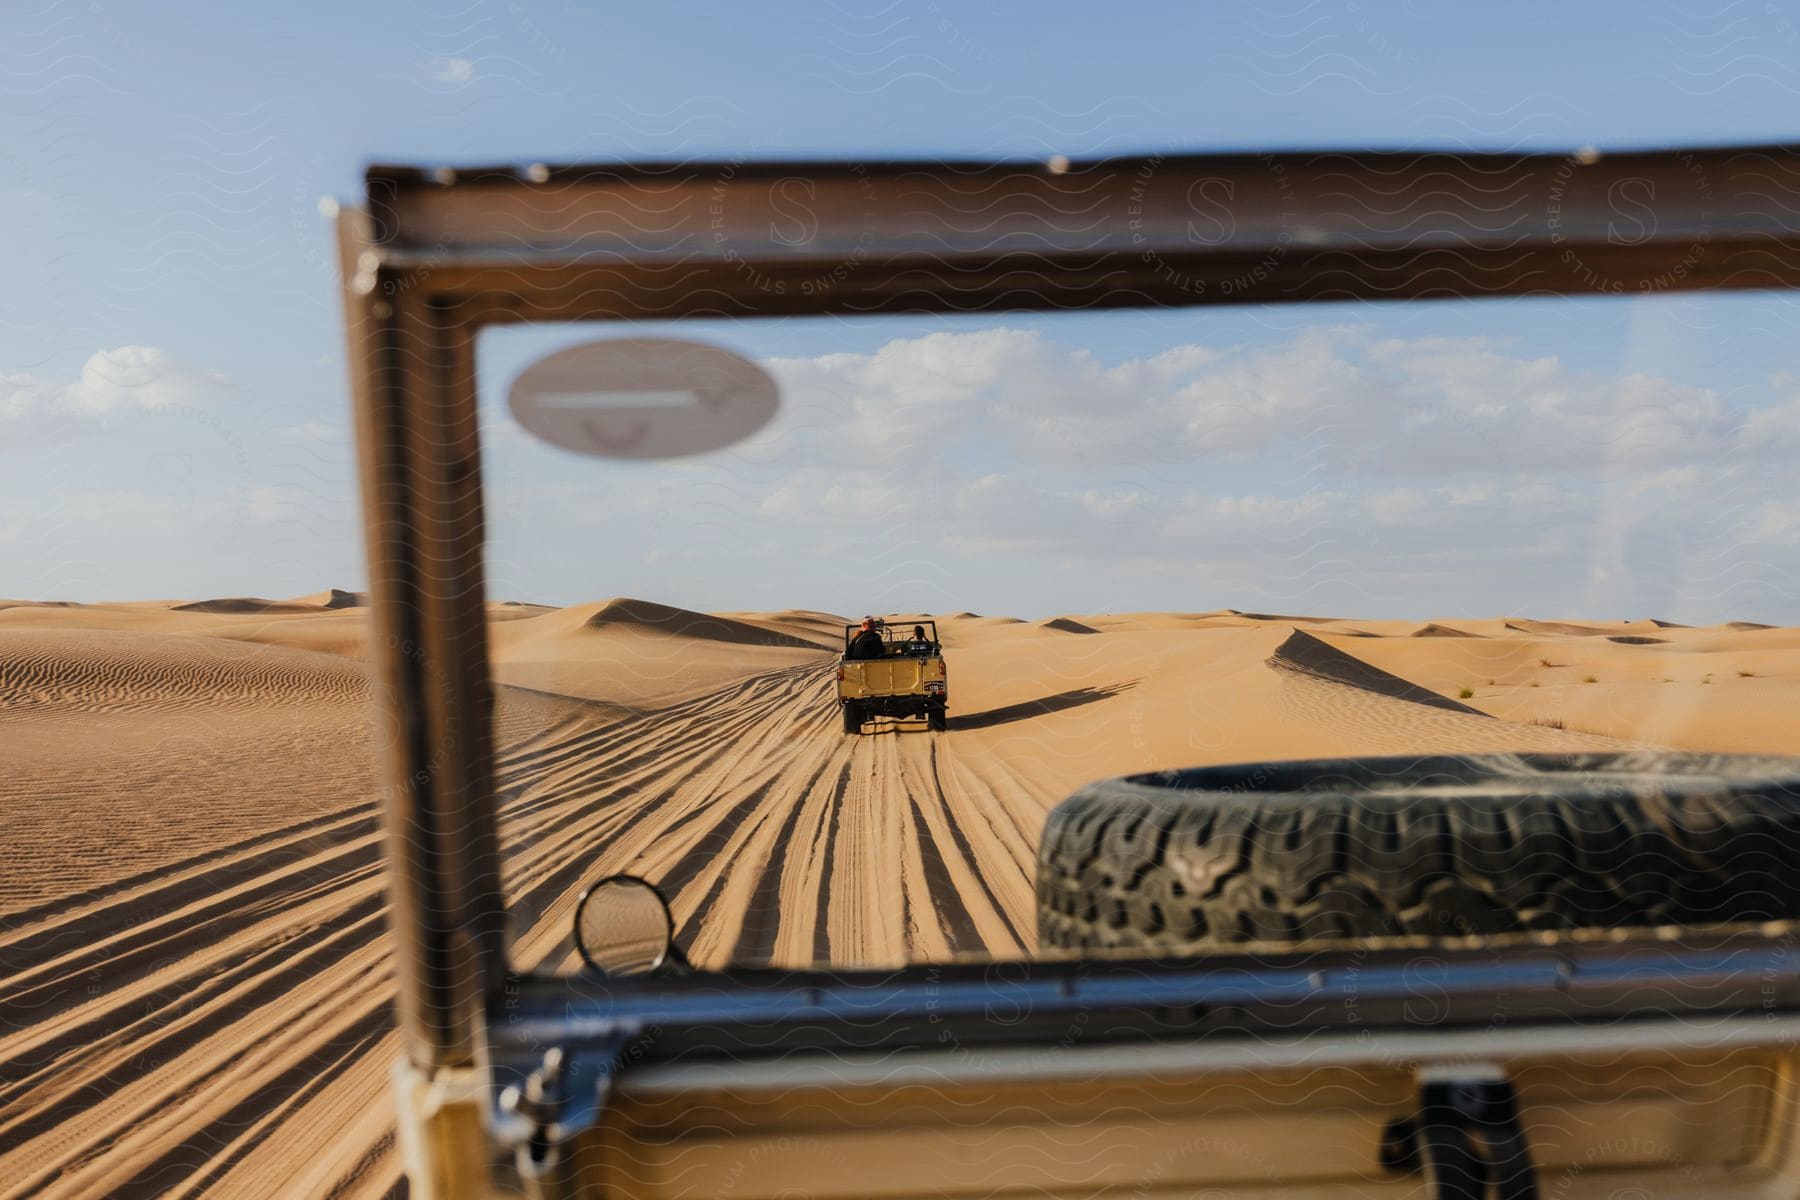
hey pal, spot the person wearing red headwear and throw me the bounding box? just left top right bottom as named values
left=849, top=616, right=885, bottom=660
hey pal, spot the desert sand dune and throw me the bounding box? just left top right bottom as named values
left=1504, top=618, right=1616, bottom=638
left=490, top=598, right=832, bottom=708
left=1268, top=630, right=1486, bottom=715
left=1, top=599, right=1796, bottom=1197
left=171, top=597, right=321, bottom=615
left=174, top=589, right=368, bottom=613
left=576, top=597, right=826, bottom=649
left=0, top=627, right=366, bottom=715
left=289, top=588, right=368, bottom=609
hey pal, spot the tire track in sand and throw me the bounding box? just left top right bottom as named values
left=0, top=656, right=1038, bottom=1198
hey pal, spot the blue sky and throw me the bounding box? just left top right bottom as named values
left=6, top=2, right=1800, bottom=620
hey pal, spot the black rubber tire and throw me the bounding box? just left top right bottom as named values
left=1037, top=752, right=1800, bottom=952
left=841, top=702, right=862, bottom=735
left=927, top=703, right=948, bottom=732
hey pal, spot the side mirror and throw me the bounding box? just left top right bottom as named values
left=573, top=876, right=677, bottom=976
left=508, top=337, right=778, bottom=461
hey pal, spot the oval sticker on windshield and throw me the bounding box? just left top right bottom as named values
left=508, top=337, right=778, bottom=460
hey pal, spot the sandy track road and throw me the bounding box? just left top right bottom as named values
left=0, top=657, right=1045, bottom=1198
left=501, top=658, right=1037, bottom=973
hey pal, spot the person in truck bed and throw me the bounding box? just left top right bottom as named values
left=905, top=625, right=934, bottom=654
left=849, top=617, right=885, bottom=660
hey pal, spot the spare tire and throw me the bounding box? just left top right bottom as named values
left=1037, top=752, right=1800, bottom=952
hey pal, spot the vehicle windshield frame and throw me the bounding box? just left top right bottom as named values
left=336, top=144, right=1800, bottom=1074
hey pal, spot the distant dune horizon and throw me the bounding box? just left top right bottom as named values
left=5, top=586, right=1790, bottom=634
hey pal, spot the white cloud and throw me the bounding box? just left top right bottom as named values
left=1, top=347, right=230, bottom=426
left=1741, top=501, right=1800, bottom=547
left=279, top=421, right=342, bottom=443
left=244, top=486, right=297, bottom=523
left=1366, top=488, right=1433, bottom=525
left=431, top=57, right=475, bottom=84
left=684, top=328, right=1797, bottom=614
left=754, top=327, right=1800, bottom=484
left=1738, top=379, right=1800, bottom=453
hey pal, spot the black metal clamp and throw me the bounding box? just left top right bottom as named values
left=1383, top=1064, right=1538, bottom=1200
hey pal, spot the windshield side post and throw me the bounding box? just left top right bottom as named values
left=338, top=206, right=506, bottom=1075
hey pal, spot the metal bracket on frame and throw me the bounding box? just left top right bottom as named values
left=1382, top=1063, right=1538, bottom=1200
left=494, top=1022, right=644, bottom=1200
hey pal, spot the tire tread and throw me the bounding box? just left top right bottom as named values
left=1036, top=754, right=1800, bottom=951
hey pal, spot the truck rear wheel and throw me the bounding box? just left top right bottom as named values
left=841, top=702, right=862, bottom=735
left=927, top=703, right=947, bottom=732
left=1037, top=752, right=1800, bottom=953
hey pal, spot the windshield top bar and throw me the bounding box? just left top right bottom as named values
left=357, top=144, right=1800, bottom=326
left=338, top=143, right=1800, bottom=1074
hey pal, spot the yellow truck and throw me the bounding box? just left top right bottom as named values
left=837, top=618, right=947, bottom=732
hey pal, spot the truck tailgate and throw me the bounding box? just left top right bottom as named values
left=848, top=659, right=923, bottom=695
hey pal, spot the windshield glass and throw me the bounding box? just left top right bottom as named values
left=480, top=295, right=1800, bottom=974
